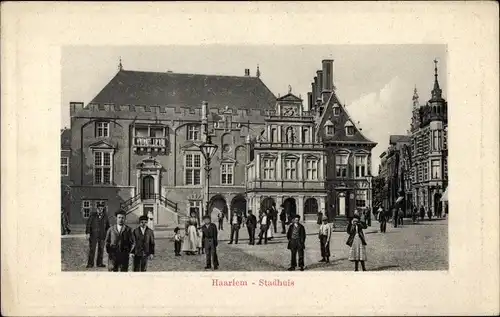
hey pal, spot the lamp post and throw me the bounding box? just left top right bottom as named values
left=198, top=134, right=218, bottom=220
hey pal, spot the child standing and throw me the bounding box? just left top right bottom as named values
left=197, top=226, right=204, bottom=255
left=173, top=227, right=182, bottom=256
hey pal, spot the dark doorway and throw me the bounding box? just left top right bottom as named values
left=260, top=197, right=275, bottom=215
left=304, top=198, right=318, bottom=222
left=141, top=175, right=155, bottom=199
left=283, top=198, right=297, bottom=222
left=231, top=195, right=247, bottom=218
left=434, top=193, right=442, bottom=217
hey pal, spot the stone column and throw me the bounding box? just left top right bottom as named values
left=298, top=155, right=303, bottom=180
left=277, top=196, right=284, bottom=208
left=256, top=154, right=261, bottom=180
left=319, top=155, right=324, bottom=180
left=319, top=196, right=326, bottom=214
left=277, top=153, right=282, bottom=180
left=136, top=170, right=141, bottom=197
left=155, top=170, right=160, bottom=196
left=297, top=196, right=304, bottom=219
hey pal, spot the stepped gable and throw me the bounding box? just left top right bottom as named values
left=90, top=69, right=277, bottom=110
left=320, top=91, right=376, bottom=144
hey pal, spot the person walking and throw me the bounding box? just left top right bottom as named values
left=271, top=204, right=278, bottom=234
left=286, top=215, right=306, bottom=271
left=217, top=210, right=224, bottom=230
left=61, top=208, right=71, bottom=235
left=105, top=210, right=133, bottom=272
left=182, top=216, right=198, bottom=255
left=173, top=227, right=182, bottom=256
left=85, top=203, right=110, bottom=268
left=279, top=207, right=287, bottom=234
left=398, top=208, right=404, bottom=227
left=427, top=208, right=432, bottom=221
left=229, top=211, right=242, bottom=244
left=419, top=205, right=425, bottom=221
left=201, top=215, right=219, bottom=270
left=378, top=207, right=387, bottom=233
left=392, top=207, right=399, bottom=228
left=130, top=215, right=155, bottom=272
left=318, top=218, right=332, bottom=263
left=246, top=210, right=257, bottom=245
left=412, top=206, right=418, bottom=223
left=257, top=210, right=270, bottom=245
left=346, top=211, right=368, bottom=272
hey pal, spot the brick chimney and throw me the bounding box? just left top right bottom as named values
left=307, top=92, right=313, bottom=111
left=316, top=70, right=323, bottom=98
left=311, top=82, right=316, bottom=104
left=322, top=59, right=334, bottom=101
left=244, top=69, right=250, bottom=76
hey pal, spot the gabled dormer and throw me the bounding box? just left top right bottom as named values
left=276, top=90, right=303, bottom=117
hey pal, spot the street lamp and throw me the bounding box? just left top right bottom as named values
left=198, top=134, right=218, bottom=218
left=366, top=174, right=373, bottom=224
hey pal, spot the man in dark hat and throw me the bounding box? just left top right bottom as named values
left=105, top=210, right=133, bottom=272
left=130, top=215, right=155, bottom=272
left=85, top=202, right=110, bottom=268
left=201, top=215, right=219, bottom=270
left=245, top=210, right=257, bottom=245
left=286, top=215, right=306, bottom=271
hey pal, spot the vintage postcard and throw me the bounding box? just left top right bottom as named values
left=2, top=2, right=499, bottom=316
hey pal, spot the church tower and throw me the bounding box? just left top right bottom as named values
left=411, top=86, right=421, bottom=133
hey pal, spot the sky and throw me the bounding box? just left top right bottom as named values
left=61, top=45, right=447, bottom=174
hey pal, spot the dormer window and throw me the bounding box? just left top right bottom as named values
left=333, top=105, right=340, bottom=116
left=345, top=121, right=355, bottom=136
left=325, top=120, right=334, bottom=136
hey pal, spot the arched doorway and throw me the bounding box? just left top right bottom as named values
left=304, top=198, right=318, bottom=222
left=283, top=197, right=297, bottom=222
left=260, top=197, right=275, bottom=215
left=141, top=175, right=155, bottom=199
left=231, top=195, right=247, bottom=218
left=209, top=195, right=228, bottom=223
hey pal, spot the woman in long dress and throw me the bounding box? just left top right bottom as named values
left=346, top=211, right=368, bottom=271
left=266, top=210, right=274, bottom=240
left=182, top=217, right=198, bottom=255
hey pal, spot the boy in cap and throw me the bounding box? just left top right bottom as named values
left=130, top=215, right=155, bottom=272
left=105, top=210, right=133, bottom=272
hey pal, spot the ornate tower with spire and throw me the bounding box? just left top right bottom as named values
left=411, top=86, right=421, bottom=133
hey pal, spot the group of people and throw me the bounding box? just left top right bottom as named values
left=376, top=204, right=443, bottom=233
left=86, top=206, right=155, bottom=272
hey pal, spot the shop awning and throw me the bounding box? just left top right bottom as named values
left=395, top=196, right=404, bottom=203
left=441, top=188, right=448, bottom=202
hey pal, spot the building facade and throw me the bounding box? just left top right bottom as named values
left=67, top=60, right=375, bottom=226
left=410, top=60, right=448, bottom=216
left=61, top=128, right=72, bottom=219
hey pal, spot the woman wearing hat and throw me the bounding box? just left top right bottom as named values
left=346, top=210, right=368, bottom=271
left=182, top=215, right=198, bottom=255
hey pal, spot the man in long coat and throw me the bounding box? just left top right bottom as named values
left=85, top=203, right=110, bottom=268
left=286, top=215, right=306, bottom=271
left=246, top=210, right=257, bottom=245
left=202, top=215, right=219, bottom=270
left=105, top=210, right=133, bottom=272
left=130, top=215, right=155, bottom=272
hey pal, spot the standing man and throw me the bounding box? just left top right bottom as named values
left=217, top=210, right=224, bottom=231
left=279, top=206, right=287, bottom=234
left=419, top=205, right=425, bottom=221
left=105, top=210, right=133, bottom=272
left=228, top=211, right=242, bottom=244
left=392, top=207, right=399, bottom=228
left=318, top=217, right=332, bottom=263
left=378, top=207, right=387, bottom=233
left=130, top=215, right=155, bottom=272
left=398, top=208, right=404, bottom=227
left=202, top=215, right=219, bottom=270
left=287, top=215, right=306, bottom=271
left=257, top=210, right=270, bottom=245
left=61, top=208, right=71, bottom=235
left=85, top=203, right=110, bottom=268
left=246, top=210, right=257, bottom=245
left=271, top=203, right=278, bottom=233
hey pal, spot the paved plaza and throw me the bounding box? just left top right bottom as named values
left=61, top=219, right=448, bottom=272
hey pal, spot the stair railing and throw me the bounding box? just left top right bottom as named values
left=120, top=193, right=141, bottom=214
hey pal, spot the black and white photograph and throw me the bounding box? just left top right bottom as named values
left=60, top=45, right=449, bottom=272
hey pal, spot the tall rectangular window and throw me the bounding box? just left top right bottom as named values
left=432, top=130, right=439, bottom=150
left=355, top=190, right=367, bottom=208
left=271, top=128, right=277, bottom=143
left=189, top=200, right=202, bottom=217
left=355, top=156, right=367, bottom=177
left=284, top=159, right=297, bottom=180
left=82, top=200, right=91, bottom=218
left=346, top=126, right=355, bottom=136
left=187, top=125, right=200, bottom=141
left=431, top=160, right=441, bottom=179
left=423, top=162, right=429, bottom=180
left=96, top=122, right=109, bottom=137
left=326, top=125, right=334, bottom=135
left=94, top=151, right=112, bottom=184
left=302, top=128, right=309, bottom=143
left=335, top=154, right=348, bottom=178
left=185, top=153, right=201, bottom=185
left=263, top=158, right=275, bottom=180
left=61, top=157, right=69, bottom=176
left=305, top=159, right=318, bottom=180
left=221, top=163, right=234, bottom=185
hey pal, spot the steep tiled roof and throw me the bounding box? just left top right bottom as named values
left=389, top=135, right=411, bottom=145
left=319, top=91, right=376, bottom=144
left=91, top=70, right=277, bottom=110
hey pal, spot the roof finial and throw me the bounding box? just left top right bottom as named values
left=288, top=85, right=292, bottom=94
left=118, top=57, right=123, bottom=71
left=256, top=64, right=261, bottom=78
left=431, top=58, right=442, bottom=100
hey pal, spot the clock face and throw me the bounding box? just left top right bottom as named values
left=283, top=106, right=296, bottom=116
